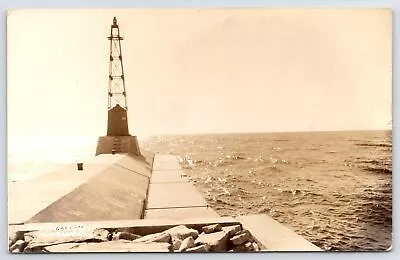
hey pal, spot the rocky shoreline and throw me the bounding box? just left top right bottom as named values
left=9, top=223, right=261, bottom=253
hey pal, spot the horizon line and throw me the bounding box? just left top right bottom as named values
left=139, top=128, right=392, bottom=138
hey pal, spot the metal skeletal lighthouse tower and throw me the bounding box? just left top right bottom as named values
left=107, top=17, right=129, bottom=136
left=96, top=17, right=141, bottom=156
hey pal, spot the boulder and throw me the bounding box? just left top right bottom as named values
left=133, top=232, right=170, bottom=243
left=172, top=239, right=182, bottom=251
left=178, top=236, right=195, bottom=252
left=222, top=225, right=242, bottom=237
left=195, top=231, right=229, bottom=252
left=9, top=240, right=27, bottom=253
left=186, top=244, right=210, bottom=252
left=112, top=231, right=141, bottom=241
left=9, top=231, right=18, bottom=246
left=11, top=248, right=22, bottom=253
left=233, top=242, right=254, bottom=252
left=202, top=224, right=222, bottom=234
left=24, top=228, right=110, bottom=250
left=93, top=229, right=110, bottom=241
left=23, top=245, right=46, bottom=253
left=23, top=232, right=35, bottom=243
left=244, top=242, right=255, bottom=251
left=234, top=229, right=254, bottom=242
left=230, top=233, right=250, bottom=245
left=253, top=242, right=260, bottom=251
left=165, top=225, right=199, bottom=240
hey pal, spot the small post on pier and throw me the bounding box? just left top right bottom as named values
left=77, top=163, right=83, bottom=171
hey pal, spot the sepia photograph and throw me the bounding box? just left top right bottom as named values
left=7, top=9, right=392, bottom=253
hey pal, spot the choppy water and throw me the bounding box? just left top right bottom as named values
left=142, top=130, right=392, bottom=251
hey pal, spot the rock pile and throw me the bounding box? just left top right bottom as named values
left=9, top=224, right=261, bottom=253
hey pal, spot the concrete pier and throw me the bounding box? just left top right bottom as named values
left=144, top=154, right=219, bottom=220
left=9, top=152, right=322, bottom=252
left=8, top=151, right=154, bottom=224
left=238, top=214, right=322, bottom=251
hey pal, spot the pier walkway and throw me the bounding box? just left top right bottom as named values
left=144, top=154, right=219, bottom=220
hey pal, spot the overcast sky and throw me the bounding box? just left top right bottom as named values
left=7, top=9, right=392, bottom=138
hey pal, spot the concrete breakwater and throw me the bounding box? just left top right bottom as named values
left=9, top=150, right=154, bottom=224
left=9, top=151, right=322, bottom=252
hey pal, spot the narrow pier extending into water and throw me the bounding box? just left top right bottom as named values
left=9, top=152, right=321, bottom=251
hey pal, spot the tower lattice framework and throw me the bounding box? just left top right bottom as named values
left=108, top=17, right=128, bottom=110
left=96, top=17, right=141, bottom=156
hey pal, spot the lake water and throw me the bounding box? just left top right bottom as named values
left=142, top=130, right=392, bottom=251
left=8, top=130, right=392, bottom=251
